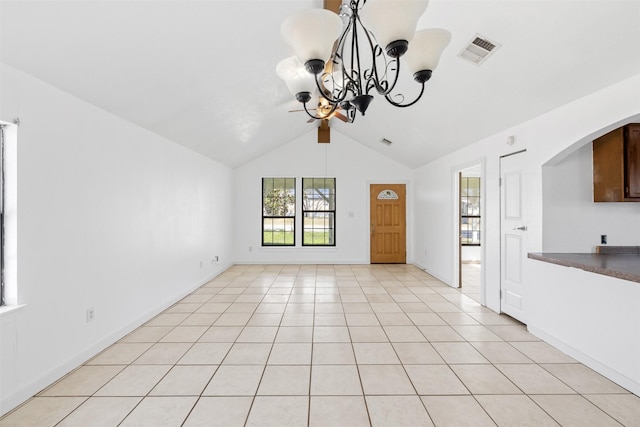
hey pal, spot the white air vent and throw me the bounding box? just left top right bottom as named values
left=381, top=138, right=393, bottom=145
left=458, top=34, right=501, bottom=65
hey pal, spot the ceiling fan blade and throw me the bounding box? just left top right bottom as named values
left=289, top=108, right=318, bottom=113
left=334, top=111, right=349, bottom=123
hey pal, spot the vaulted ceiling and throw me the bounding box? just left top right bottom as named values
left=2, top=1, right=639, bottom=168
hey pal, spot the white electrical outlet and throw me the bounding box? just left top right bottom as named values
left=86, top=308, right=95, bottom=323
left=214, top=256, right=219, bottom=262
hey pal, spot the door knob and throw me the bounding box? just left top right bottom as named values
left=513, top=225, right=527, bottom=231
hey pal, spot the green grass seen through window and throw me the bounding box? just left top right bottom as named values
left=303, top=230, right=333, bottom=245
left=262, top=231, right=334, bottom=245
left=263, top=231, right=294, bottom=245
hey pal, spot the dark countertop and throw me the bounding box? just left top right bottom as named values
left=528, top=252, right=640, bottom=284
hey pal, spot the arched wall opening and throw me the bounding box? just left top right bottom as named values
left=541, top=113, right=640, bottom=253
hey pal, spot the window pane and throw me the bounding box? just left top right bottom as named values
left=464, top=177, right=480, bottom=197
left=303, top=178, right=335, bottom=211
left=303, top=212, right=335, bottom=245
left=263, top=178, right=295, bottom=246
left=263, top=178, right=295, bottom=217
left=460, top=177, right=481, bottom=246
left=465, top=196, right=480, bottom=215
left=263, top=218, right=294, bottom=245
left=302, top=178, right=336, bottom=246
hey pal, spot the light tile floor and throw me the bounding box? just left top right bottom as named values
left=461, top=262, right=482, bottom=303
left=3, top=264, right=640, bottom=426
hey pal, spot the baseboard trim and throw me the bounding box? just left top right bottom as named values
left=412, top=261, right=453, bottom=287
left=0, top=264, right=232, bottom=416
left=528, top=325, right=640, bottom=396
left=232, top=260, right=369, bottom=265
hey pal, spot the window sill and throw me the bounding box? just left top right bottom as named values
left=259, top=246, right=337, bottom=252
left=0, top=304, right=26, bottom=318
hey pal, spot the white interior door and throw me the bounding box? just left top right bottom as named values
left=500, top=151, right=527, bottom=323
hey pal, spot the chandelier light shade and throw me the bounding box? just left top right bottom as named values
left=405, top=29, right=452, bottom=81
left=359, top=0, right=429, bottom=57
left=281, top=9, right=344, bottom=74
left=276, top=56, right=317, bottom=103
left=278, top=0, right=451, bottom=123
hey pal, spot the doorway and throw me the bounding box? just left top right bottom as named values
left=370, top=184, right=406, bottom=264
left=455, top=165, right=483, bottom=302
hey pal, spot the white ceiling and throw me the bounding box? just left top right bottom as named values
left=2, top=0, right=639, bottom=168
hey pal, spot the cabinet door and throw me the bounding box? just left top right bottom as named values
left=593, top=128, right=624, bottom=202
left=626, top=124, right=640, bottom=198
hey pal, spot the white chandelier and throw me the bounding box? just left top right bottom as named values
left=277, top=0, right=451, bottom=123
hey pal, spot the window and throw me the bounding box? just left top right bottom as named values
left=262, top=178, right=296, bottom=246
left=460, top=176, right=481, bottom=245
left=0, top=125, right=4, bottom=306
left=0, top=121, right=16, bottom=308
left=302, top=178, right=335, bottom=246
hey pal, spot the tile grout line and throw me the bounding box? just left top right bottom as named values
left=3, top=264, right=637, bottom=426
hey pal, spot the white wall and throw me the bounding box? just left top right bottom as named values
left=543, top=142, right=640, bottom=252
left=233, top=131, right=413, bottom=264
left=0, top=64, right=234, bottom=415
left=414, top=153, right=496, bottom=295
left=413, top=73, right=640, bottom=314
left=413, top=73, right=640, bottom=392
left=461, top=246, right=481, bottom=262
left=528, top=260, right=640, bottom=395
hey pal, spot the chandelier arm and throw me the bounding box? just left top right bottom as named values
left=384, top=82, right=426, bottom=108
left=382, top=57, right=401, bottom=95
left=333, top=10, right=354, bottom=63
left=314, top=13, right=356, bottom=106
left=353, top=13, right=399, bottom=98
left=366, top=56, right=400, bottom=97
left=313, top=74, right=349, bottom=105
left=352, top=13, right=364, bottom=96
left=335, top=32, right=359, bottom=100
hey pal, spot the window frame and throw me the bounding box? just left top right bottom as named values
left=0, top=125, right=4, bottom=306
left=302, top=177, right=336, bottom=247
left=262, top=177, right=296, bottom=247
left=460, top=176, right=481, bottom=246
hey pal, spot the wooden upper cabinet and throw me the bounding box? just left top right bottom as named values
left=593, top=123, right=640, bottom=202
left=593, top=128, right=624, bottom=201
left=625, top=124, right=640, bottom=198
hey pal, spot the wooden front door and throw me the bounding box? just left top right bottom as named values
left=370, top=184, right=406, bottom=264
